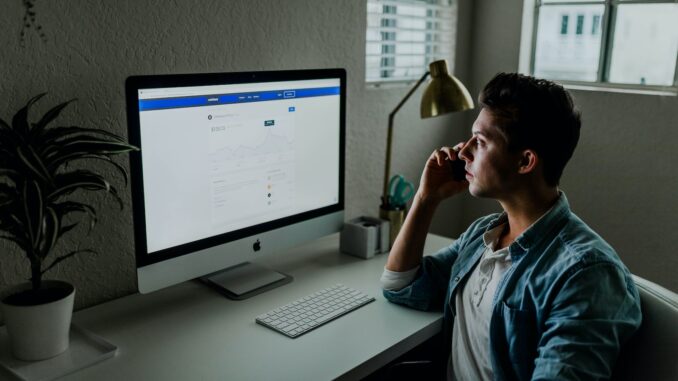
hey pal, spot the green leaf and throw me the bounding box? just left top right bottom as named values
left=59, top=223, right=78, bottom=236
left=53, top=200, right=96, bottom=216
left=67, top=154, right=129, bottom=186
left=9, top=213, right=25, bottom=230
left=0, top=201, right=26, bottom=240
left=21, top=179, right=43, bottom=250
left=41, top=126, right=127, bottom=145
left=2, top=95, right=138, bottom=278
left=2, top=211, right=31, bottom=253
left=0, top=183, right=18, bottom=199
left=0, top=198, right=13, bottom=210
left=107, top=183, right=124, bottom=210
left=49, top=170, right=123, bottom=210
left=0, top=234, right=28, bottom=251
left=0, top=116, right=10, bottom=131
left=17, top=145, right=53, bottom=185
left=41, top=249, right=95, bottom=276
left=0, top=169, right=19, bottom=178
left=55, top=140, right=138, bottom=155
left=30, top=99, right=75, bottom=138
left=0, top=146, right=16, bottom=160
left=49, top=180, right=108, bottom=200
left=0, top=118, right=18, bottom=145
left=12, top=93, right=46, bottom=137
left=46, top=141, right=138, bottom=171
left=63, top=140, right=137, bottom=153
left=39, top=207, right=60, bottom=259
left=52, top=169, right=108, bottom=190
left=0, top=122, right=22, bottom=150
left=52, top=200, right=97, bottom=232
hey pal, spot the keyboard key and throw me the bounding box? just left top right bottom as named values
left=255, top=284, right=375, bottom=338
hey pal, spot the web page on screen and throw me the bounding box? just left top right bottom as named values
left=137, top=79, right=341, bottom=253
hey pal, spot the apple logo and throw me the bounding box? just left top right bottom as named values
left=253, top=239, right=261, bottom=252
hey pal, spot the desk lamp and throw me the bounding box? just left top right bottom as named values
left=380, top=59, right=474, bottom=246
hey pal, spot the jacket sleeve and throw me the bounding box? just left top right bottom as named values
left=381, top=215, right=492, bottom=311
left=532, top=262, right=642, bottom=381
left=382, top=242, right=459, bottom=311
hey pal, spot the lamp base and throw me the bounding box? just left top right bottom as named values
left=379, top=206, right=405, bottom=250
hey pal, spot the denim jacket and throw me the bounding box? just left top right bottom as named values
left=383, top=193, right=642, bottom=380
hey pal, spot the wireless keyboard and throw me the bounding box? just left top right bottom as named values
left=255, top=284, right=375, bottom=338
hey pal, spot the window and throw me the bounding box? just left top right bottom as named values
left=522, top=0, right=678, bottom=90
left=366, top=0, right=457, bottom=84
left=592, top=14, right=601, bottom=35
left=575, top=14, right=584, bottom=35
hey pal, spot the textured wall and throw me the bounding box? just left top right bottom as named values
left=3, top=0, right=674, bottom=316
left=462, top=0, right=678, bottom=292
left=0, top=0, right=472, bottom=313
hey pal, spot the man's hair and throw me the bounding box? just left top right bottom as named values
left=478, top=73, right=581, bottom=186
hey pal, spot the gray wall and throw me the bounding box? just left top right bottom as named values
left=1, top=0, right=675, bottom=318
left=462, top=0, right=678, bottom=292
left=0, top=0, right=471, bottom=312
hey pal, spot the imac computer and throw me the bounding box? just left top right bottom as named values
left=125, top=69, right=345, bottom=299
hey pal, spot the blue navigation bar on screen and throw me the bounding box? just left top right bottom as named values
left=139, top=86, right=340, bottom=111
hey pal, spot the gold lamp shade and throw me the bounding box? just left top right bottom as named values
left=420, top=60, right=474, bottom=118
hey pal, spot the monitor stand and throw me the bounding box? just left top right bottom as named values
left=199, top=262, right=293, bottom=300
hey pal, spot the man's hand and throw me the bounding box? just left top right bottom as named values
left=385, top=142, right=469, bottom=272
left=418, top=142, right=469, bottom=205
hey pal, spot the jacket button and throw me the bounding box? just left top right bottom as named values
left=454, top=276, right=460, bottom=282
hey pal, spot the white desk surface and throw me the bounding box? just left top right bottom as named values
left=63, top=233, right=452, bottom=381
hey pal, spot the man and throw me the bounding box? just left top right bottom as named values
left=381, top=73, right=641, bottom=381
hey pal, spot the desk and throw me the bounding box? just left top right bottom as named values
left=65, top=233, right=452, bottom=380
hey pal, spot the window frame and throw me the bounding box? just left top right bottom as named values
left=520, top=0, right=678, bottom=95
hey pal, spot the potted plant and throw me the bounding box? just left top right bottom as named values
left=0, top=93, right=138, bottom=361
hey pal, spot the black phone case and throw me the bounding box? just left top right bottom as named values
left=451, top=159, right=466, bottom=181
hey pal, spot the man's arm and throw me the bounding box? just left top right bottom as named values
left=386, top=145, right=468, bottom=272
left=385, top=193, right=441, bottom=272
left=382, top=145, right=470, bottom=311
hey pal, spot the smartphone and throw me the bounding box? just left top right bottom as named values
left=450, top=159, right=466, bottom=181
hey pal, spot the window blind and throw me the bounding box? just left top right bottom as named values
left=366, top=0, right=457, bottom=83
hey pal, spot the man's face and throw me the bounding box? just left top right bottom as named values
left=458, top=108, right=522, bottom=199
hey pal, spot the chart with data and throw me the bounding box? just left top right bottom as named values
left=208, top=104, right=296, bottom=232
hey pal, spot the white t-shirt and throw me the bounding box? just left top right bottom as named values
left=380, top=223, right=512, bottom=381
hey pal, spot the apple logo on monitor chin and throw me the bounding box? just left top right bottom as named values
left=253, top=239, right=262, bottom=252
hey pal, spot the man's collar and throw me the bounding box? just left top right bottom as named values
left=485, top=191, right=570, bottom=253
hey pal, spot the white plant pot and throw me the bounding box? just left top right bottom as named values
left=1, top=280, right=75, bottom=361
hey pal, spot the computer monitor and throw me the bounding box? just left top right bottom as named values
left=125, top=69, right=345, bottom=299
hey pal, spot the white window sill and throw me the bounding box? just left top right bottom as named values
left=562, top=83, right=678, bottom=97
left=366, top=81, right=417, bottom=90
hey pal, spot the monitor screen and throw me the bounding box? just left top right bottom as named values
left=126, top=69, right=345, bottom=296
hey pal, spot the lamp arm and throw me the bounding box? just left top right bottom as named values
left=382, top=71, right=431, bottom=205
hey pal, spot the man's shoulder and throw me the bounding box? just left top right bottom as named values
left=556, top=212, right=620, bottom=263
left=534, top=211, right=632, bottom=285
left=521, top=212, right=638, bottom=312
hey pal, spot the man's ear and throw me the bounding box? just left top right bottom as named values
left=517, top=149, right=539, bottom=175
